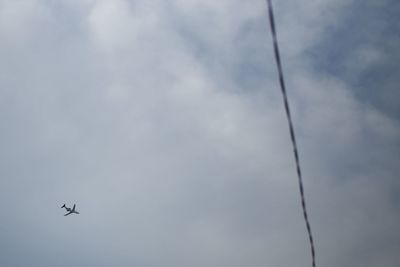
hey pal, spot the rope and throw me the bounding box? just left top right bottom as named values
left=265, top=1, right=316, bottom=266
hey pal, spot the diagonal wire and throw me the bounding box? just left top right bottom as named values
left=265, top=1, right=316, bottom=266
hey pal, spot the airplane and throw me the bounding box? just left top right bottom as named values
left=61, top=204, right=80, bottom=216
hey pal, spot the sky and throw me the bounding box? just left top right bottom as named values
left=0, top=0, right=399, bottom=266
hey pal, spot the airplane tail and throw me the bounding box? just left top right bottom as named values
left=61, top=204, right=66, bottom=208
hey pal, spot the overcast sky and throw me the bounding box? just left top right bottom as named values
left=0, top=0, right=399, bottom=266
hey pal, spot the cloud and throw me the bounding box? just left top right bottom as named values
left=309, top=0, right=400, bottom=117
left=0, top=0, right=399, bottom=266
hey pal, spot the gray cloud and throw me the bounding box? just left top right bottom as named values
left=308, top=0, right=400, bottom=118
left=0, top=0, right=399, bottom=266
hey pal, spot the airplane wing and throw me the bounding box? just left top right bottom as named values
left=64, top=211, right=73, bottom=216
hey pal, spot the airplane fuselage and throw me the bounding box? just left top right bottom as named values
left=61, top=204, right=79, bottom=216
